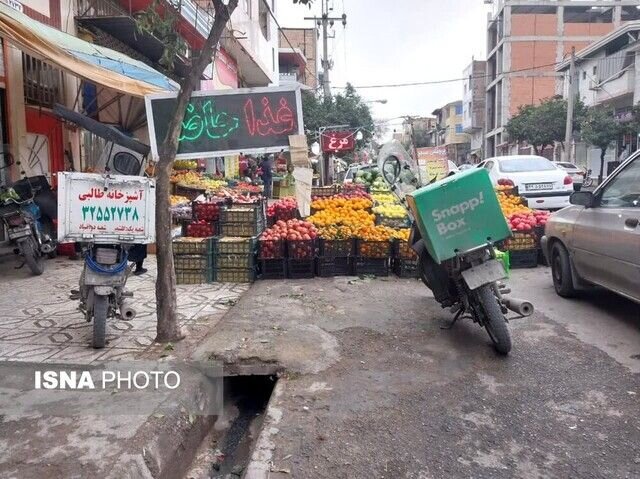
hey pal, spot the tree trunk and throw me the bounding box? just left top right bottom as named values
left=533, top=145, right=540, bottom=155
left=598, top=148, right=606, bottom=185
left=155, top=0, right=239, bottom=343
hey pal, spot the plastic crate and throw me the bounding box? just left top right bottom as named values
left=220, top=220, right=265, bottom=237
left=393, top=240, right=418, bottom=260
left=318, top=238, right=355, bottom=257
left=221, top=207, right=264, bottom=224
left=185, top=221, right=217, bottom=238
left=375, top=216, right=411, bottom=229
left=174, top=254, right=213, bottom=270
left=173, top=237, right=215, bottom=255
left=311, top=185, right=338, bottom=197
left=504, top=232, right=538, bottom=251
left=192, top=201, right=224, bottom=222
left=356, top=240, right=393, bottom=259
left=216, top=236, right=257, bottom=255
left=353, top=257, right=390, bottom=277
left=316, top=256, right=352, bottom=277
left=215, top=253, right=255, bottom=269
left=214, top=268, right=256, bottom=283
left=259, top=259, right=287, bottom=280
left=287, top=240, right=317, bottom=260
left=258, top=239, right=286, bottom=259
left=175, top=269, right=213, bottom=284
left=287, top=259, right=315, bottom=279
left=510, top=249, right=539, bottom=269
left=393, top=258, right=419, bottom=278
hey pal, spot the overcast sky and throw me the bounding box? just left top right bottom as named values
left=278, top=0, right=492, bottom=132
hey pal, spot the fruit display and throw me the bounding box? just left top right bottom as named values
left=186, top=220, right=215, bottom=237
left=354, top=168, right=381, bottom=188
left=369, top=177, right=391, bottom=192
left=497, top=190, right=531, bottom=217
left=308, top=207, right=375, bottom=228
left=311, top=196, right=372, bottom=211
left=372, top=192, right=398, bottom=205
left=259, top=220, right=318, bottom=259
left=507, top=211, right=550, bottom=232
left=317, top=224, right=358, bottom=240
left=342, top=183, right=367, bottom=196
left=504, top=232, right=537, bottom=251
left=267, top=197, right=297, bottom=221
left=356, top=225, right=398, bottom=242
left=173, top=160, right=198, bottom=171
left=170, top=195, right=190, bottom=206
left=372, top=204, right=407, bottom=219
left=175, top=171, right=227, bottom=190
left=193, top=202, right=221, bottom=222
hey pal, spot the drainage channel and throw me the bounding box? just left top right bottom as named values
left=184, top=375, right=277, bottom=479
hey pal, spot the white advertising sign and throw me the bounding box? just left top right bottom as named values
left=57, top=172, right=156, bottom=244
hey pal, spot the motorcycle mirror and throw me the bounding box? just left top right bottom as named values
left=381, top=155, right=401, bottom=184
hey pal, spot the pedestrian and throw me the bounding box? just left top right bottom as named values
left=260, top=155, right=274, bottom=199
left=129, top=243, right=147, bottom=275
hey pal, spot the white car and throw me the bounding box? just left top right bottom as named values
left=478, top=155, right=574, bottom=209
left=554, top=162, right=585, bottom=189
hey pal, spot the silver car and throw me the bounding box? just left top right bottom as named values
left=555, top=162, right=585, bottom=189
left=541, top=151, right=640, bottom=303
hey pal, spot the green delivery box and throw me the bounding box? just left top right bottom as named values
left=406, top=168, right=511, bottom=263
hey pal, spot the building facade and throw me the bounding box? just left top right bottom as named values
left=278, top=27, right=318, bottom=90
left=558, top=20, right=640, bottom=172
left=485, top=0, right=640, bottom=157
left=431, top=101, right=470, bottom=164
left=462, top=59, right=487, bottom=162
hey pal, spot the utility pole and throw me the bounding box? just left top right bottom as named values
left=564, top=47, right=577, bottom=162
left=305, top=0, right=346, bottom=98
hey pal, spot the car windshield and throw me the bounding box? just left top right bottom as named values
left=557, top=163, right=577, bottom=169
left=499, top=158, right=556, bottom=172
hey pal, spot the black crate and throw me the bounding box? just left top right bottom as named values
left=174, top=254, right=213, bottom=270
left=316, top=256, right=352, bottom=277
left=287, top=239, right=317, bottom=260
left=216, top=236, right=257, bottom=255
left=259, top=258, right=287, bottom=280
left=221, top=206, right=264, bottom=224
left=220, top=220, right=265, bottom=237
left=215, top=253, right=256, bottom=269
left=287, top=259, right=315, bottom=279
left=393, top=258, right=419, bottom=278
left=258, top=239, right=286, bottom=259
left=318, top=238, right=355, bottom=257
left=173, top=237, right=215, bottom=255
left=510, top=249, right=539, bottom=269
left=353, top=257, right=390, bottom=277
left=214, top=268, right=256, bottom=283
left=356, top=240, right=393, bottom=259
left=175, top=269, right=213, bottom=284
left=393, top=239, right=418, bottom=260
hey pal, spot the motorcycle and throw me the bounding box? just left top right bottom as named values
left=582, top=169, right=593, bottom=188
left=378, top=142, right=534, bottom=355
left=78, top=243, right=136, bottom=348
left=0, top=176, right=57, bottom=275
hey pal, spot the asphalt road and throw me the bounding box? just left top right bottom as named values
left=199, top=268, right=640, bottom=479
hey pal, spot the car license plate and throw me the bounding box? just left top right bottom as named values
left=526, top=182, right=553, bottom=191
left=461, top=259, right=507, bottom=290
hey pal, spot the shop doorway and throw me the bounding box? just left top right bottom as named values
left=25, top=107, right=63, bottom=186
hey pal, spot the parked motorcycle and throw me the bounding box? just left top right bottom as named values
left=378, top=143, right=534, bottom=355
left=0, top=176, right=57, bottom=275
left=78, top=243, right=136, bottom=348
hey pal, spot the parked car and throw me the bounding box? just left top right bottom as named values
left=478, top=155, right=573, bottom=209
left=458, top=163, right=475, bottom=171
left=555, top=162, right=585, bottom=190
left=541, top=151, right=640, bottom=304
left=447, top=161, right=460, bottom=175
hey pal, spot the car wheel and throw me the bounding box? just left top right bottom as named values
left=551, top=242, right=577, bottom=298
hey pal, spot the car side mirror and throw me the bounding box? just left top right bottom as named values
left=570, top=191, right=594, bottom=208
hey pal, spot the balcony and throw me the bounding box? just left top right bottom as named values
left=279, top=72, right=298, bottom=84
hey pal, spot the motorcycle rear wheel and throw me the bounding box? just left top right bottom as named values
left=92, top=295, right=108, bottom=349
left=20, top=238, right=44, bottom=276
left=477, top=284, right=512, bottom=355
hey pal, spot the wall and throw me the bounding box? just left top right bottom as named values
left=279, top=28, right=317, bottom=89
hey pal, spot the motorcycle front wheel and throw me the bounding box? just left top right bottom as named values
left=92, top=295, right=108, bottom=349
left=20, top=237, right=44, bottom=276
left=476, top=284, right=512, bottom=355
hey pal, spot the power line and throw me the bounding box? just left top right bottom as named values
left=329, top=52, right=633, bottom=90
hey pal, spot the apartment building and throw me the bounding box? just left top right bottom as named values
left=431, top=101, right=470, bottom=164
left=485, top=0, right=640, bottom=157
left=462, top=59, right=487, bottom=161
left=278, top=28, right=318, bottom=90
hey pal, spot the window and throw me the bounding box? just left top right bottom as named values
left=593, top=66, right=597, bottom=76
left=258, top=0, right=270, bottom=40
left=582, top=71, right=587, bottom=80
left=22, top=54, right=64, bottom=108
left=455, top=104, right=463, bottom=115
left=455, top=124, right=463, bottom=134
left=564, top=6, right=613, bottom=24
left=599, top=158, right=640, bottom=208
left=498, top=157, right=556, bottom=173
left=621, top=6, right=640, bottom=22
left=483, top=161, right=494, bottom=170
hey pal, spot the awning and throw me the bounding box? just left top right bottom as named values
left=0, top=3, right=178, bottom=97
left=53, top=104, right=150, bottom=155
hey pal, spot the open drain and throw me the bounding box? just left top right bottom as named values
left=185, top=375, right=277, bottom=479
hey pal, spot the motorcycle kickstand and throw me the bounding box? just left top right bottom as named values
left=441, top=307, right=464, bottom=330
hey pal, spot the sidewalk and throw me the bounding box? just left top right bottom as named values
left=0, top=254, right=249, bottom=479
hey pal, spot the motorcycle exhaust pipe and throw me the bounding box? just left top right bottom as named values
left=41, top=243, right=54, bottom=254
left=502, top=297, right=534, bottom=317
left=119, top=300, right=137, bottom=321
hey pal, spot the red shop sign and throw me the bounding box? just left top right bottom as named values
left=321, top=131, right=355, bottom=153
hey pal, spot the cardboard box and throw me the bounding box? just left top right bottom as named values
left=406, top=168, right=511, bottom=263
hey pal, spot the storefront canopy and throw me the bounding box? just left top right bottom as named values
left=0, top=3, right=178, bottom=97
